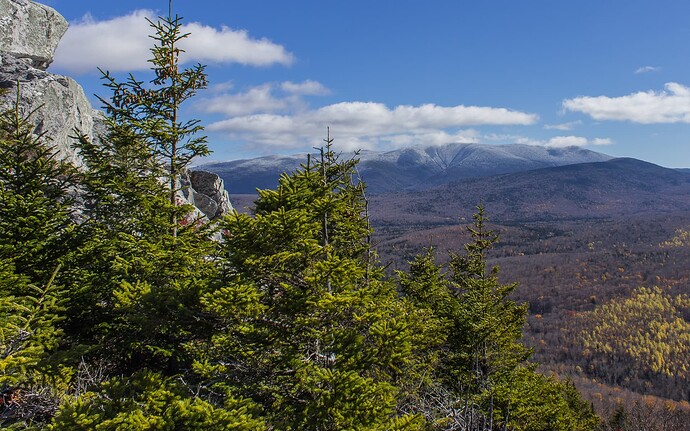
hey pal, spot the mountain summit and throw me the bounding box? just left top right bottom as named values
left=198, top=143, right=613, bottom=194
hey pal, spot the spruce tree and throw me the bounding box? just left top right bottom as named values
left=0, top=261, right=64, bottom=429
left=66, top=122, right=215, bottom=376
left=0, top=85, right=73, bottom=428
left=0, top=85, right=76, bottom=289
left=197, top=135, right=428, bottom=430
left=50, top=11, right=266, bottom=430
left=448, top=205, right=529, bottom=395
left=62, top=10, right=215, bottom=376
left=97, top=10, right=209, bottom=237
left=399, top=207, right=598, bottom=430
left=48, top=371, right=265, bottom=431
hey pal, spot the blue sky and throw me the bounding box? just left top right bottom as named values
left=42, top=0, right=690, bottom=167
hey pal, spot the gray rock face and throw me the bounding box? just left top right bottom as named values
left=180, top=169, right=234, bottom=220
left=0, top=53, right=96, bottom=167
left=0, top=0, right=234, bottom=220
left=0, top=0, right=68, bottom=69
left=0, top=0, right=98, bottom=167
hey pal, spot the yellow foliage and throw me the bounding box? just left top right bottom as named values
left=574, top=286, right=690, bottom=381
left=660, top=228, right=690, bottom=248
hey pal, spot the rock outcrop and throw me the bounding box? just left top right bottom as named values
left=0, top=53, right=95, bottom=167
left=0, top=0, right=233, bottom=218
left=0, top=0, right=94, bottom=167
left=183, top=170, right=233, bottom=219
left=0, top=0, right=67, bottom=69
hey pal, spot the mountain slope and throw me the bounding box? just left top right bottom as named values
left=369, top=157, right=690, bottom=232
left=198, top=143, right=613, bottom=194
left=364, top=158, right=690, bottom=411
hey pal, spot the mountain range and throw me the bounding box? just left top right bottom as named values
left=369, top=157, right=690, bottom=227
left=196, top=143, right=614, bottom=194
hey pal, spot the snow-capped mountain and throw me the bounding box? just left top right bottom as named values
left=197, top=143, right=614, bottom=194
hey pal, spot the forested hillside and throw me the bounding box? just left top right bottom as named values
left=228, top=115, right=690, bottom=430
left=0, top=12, right=604, bottom=431
left=359, top=189, right=690, bottom=429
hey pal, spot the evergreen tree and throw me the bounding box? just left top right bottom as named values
left=399, top=207, right=598, bottom=430
left=48, top=371, right=264, bottom=431
left=492, top=370, right=599, bottom=431
left=97, top=10, right=209, bottom=236
left=48, top=11, right=265, bottom=430
left=61, top=10, right=216, bottom=377
left=448, top=205, right=529, bottom=395
left=0, top=261, right=64, bottom=429
left=0, top=85, right=74, bottom=429
left=66, top=122, right=215, bottom=375
left=197, top=136, right=428, bottom=430
left=0, top=85, right=76, bottom=288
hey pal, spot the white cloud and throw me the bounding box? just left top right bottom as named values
left=634, top=66, right=661, bottom=74
left=544, top=120, right=582, bottom=131
left=197, top=80, right=330, bottom=116
left=180, top=22, right=294, bottom=67
left=591, top=138, right=613, bottom=146
left=308, top=102, right=537, bottom=134
left=516, top=135, right=613, bottom=148
left=208, top=81, right=235, bottom=93
left=546, top=136, right=587, bottom=147
left=53, top=10, right=154, bottom=73
left=563, top=82, right=690, bottom=123
left=200, top=84, right=288, bottom=116
left=206, top=100, right=537, bottom=152
left=281, top=80, right=330, bottom=96
left=52, top=10, right=293, bottom=73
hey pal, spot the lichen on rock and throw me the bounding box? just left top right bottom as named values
left=0, top=0, right=67, bottom=70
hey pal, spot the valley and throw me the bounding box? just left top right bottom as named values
left=5, top=0, right=690, bottom=426
left=226, top=153, right=690, bottom=424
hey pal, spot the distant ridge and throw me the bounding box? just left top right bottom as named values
left=197, top=143, right=613, bottom=194
left=368, top=157, right=690, bottom=225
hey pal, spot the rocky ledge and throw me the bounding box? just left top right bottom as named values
left=0, top=52, right=96, bottom=167
left=0, top=0, right=67, bottom=69
left=182, top=170, right=234, bottom=220
left=0, top=0, right=233, bottom=218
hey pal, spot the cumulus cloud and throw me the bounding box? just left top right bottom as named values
left=200, top=84, right=288, bottom=116
left=516, top=136, right=613, bottom=148
left=281, top=80, right=330, bottom=96
left=563, top=83, right=690, bottom=123
left=52, top=10, right=293, bottom=73
left=180, top=22, right=294, bottom=66
left=307, top=102, right=537, bottom=134
left=544, top=120, right=582, bottom=131
left=197, top=80, right=329, bottom=116
left=634, top=66, right=661, bottom=74
left=52, top=10, right=154, bottom=73
left=206, top=99, right=537, bottom=152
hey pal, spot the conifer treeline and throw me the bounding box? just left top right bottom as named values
left=1, top=12, right=598, bottom=430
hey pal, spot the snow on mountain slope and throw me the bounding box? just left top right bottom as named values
left=197, top=143, right=614, bottom=194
